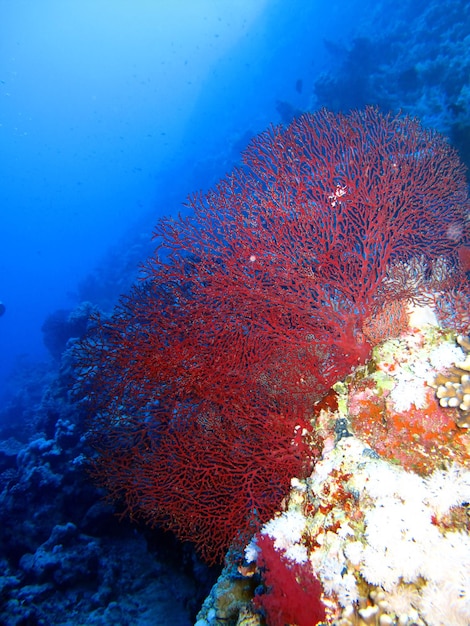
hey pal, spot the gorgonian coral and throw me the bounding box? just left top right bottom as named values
left=77, top=108, right=470, bottom=563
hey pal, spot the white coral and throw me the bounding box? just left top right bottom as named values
left=304, top=437, right=470, bottom=624
left=335, top=571, right=360, bottom=607
left=357, top=465, right=470, bottom=620
left=424, top=463, right=470, bottom=515
left=428, top=342, right=464, bottom=370
left=343, top=540, right=364, bottom=566
left=378, top=328, right=465, bottom=413
left=261, top=510, right=308, bottom=563
left=389, top=375, right=428, bottom=412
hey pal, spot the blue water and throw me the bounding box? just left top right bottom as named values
left=0, top=0, right=361, bottom=394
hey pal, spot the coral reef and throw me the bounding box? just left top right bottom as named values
left=195, top=569, right=258, bottom=626
left=77, top=108, right=469, bottom=568
left=433, top=334, right=470, bottom=427
left=197, top=321, right=470, bottom=626
left=313, top=0, right=470, bottom=167
left=0, top=305, right=213, bottom=625
left=5, top=3, right=470, bottom=623
left=346, top=324, right=470, bottom=474
left=42, top=302, right=99, bottom=360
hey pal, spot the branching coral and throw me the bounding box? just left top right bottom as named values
left=77, top=108, right=470, bottom=566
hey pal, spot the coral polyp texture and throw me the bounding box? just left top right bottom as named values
left=245, top=431, right=470, bottom=626
left=346, top=325, right=470, bottom=475
left=77, top=108, right=470, bottom=568
left=433, top=334, right=470, bottom=427
left=198, top=326, right=470, bottom=626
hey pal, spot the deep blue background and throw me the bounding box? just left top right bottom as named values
left=1, top=0, right=365, bottom=393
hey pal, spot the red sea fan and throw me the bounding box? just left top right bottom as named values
left=78, top=108, right=470, bottom=564
left=81, top=280, right=321, bottom=564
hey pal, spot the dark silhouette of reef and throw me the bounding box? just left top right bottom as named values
left=0, top=302, right=218, bottom=626
left=313, top=0, right=470, bottom=168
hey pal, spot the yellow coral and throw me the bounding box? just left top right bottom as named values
left=434, top=335, right=470, bottom=427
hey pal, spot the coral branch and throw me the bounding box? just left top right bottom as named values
left=77, top=108, right=470, bottom=563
